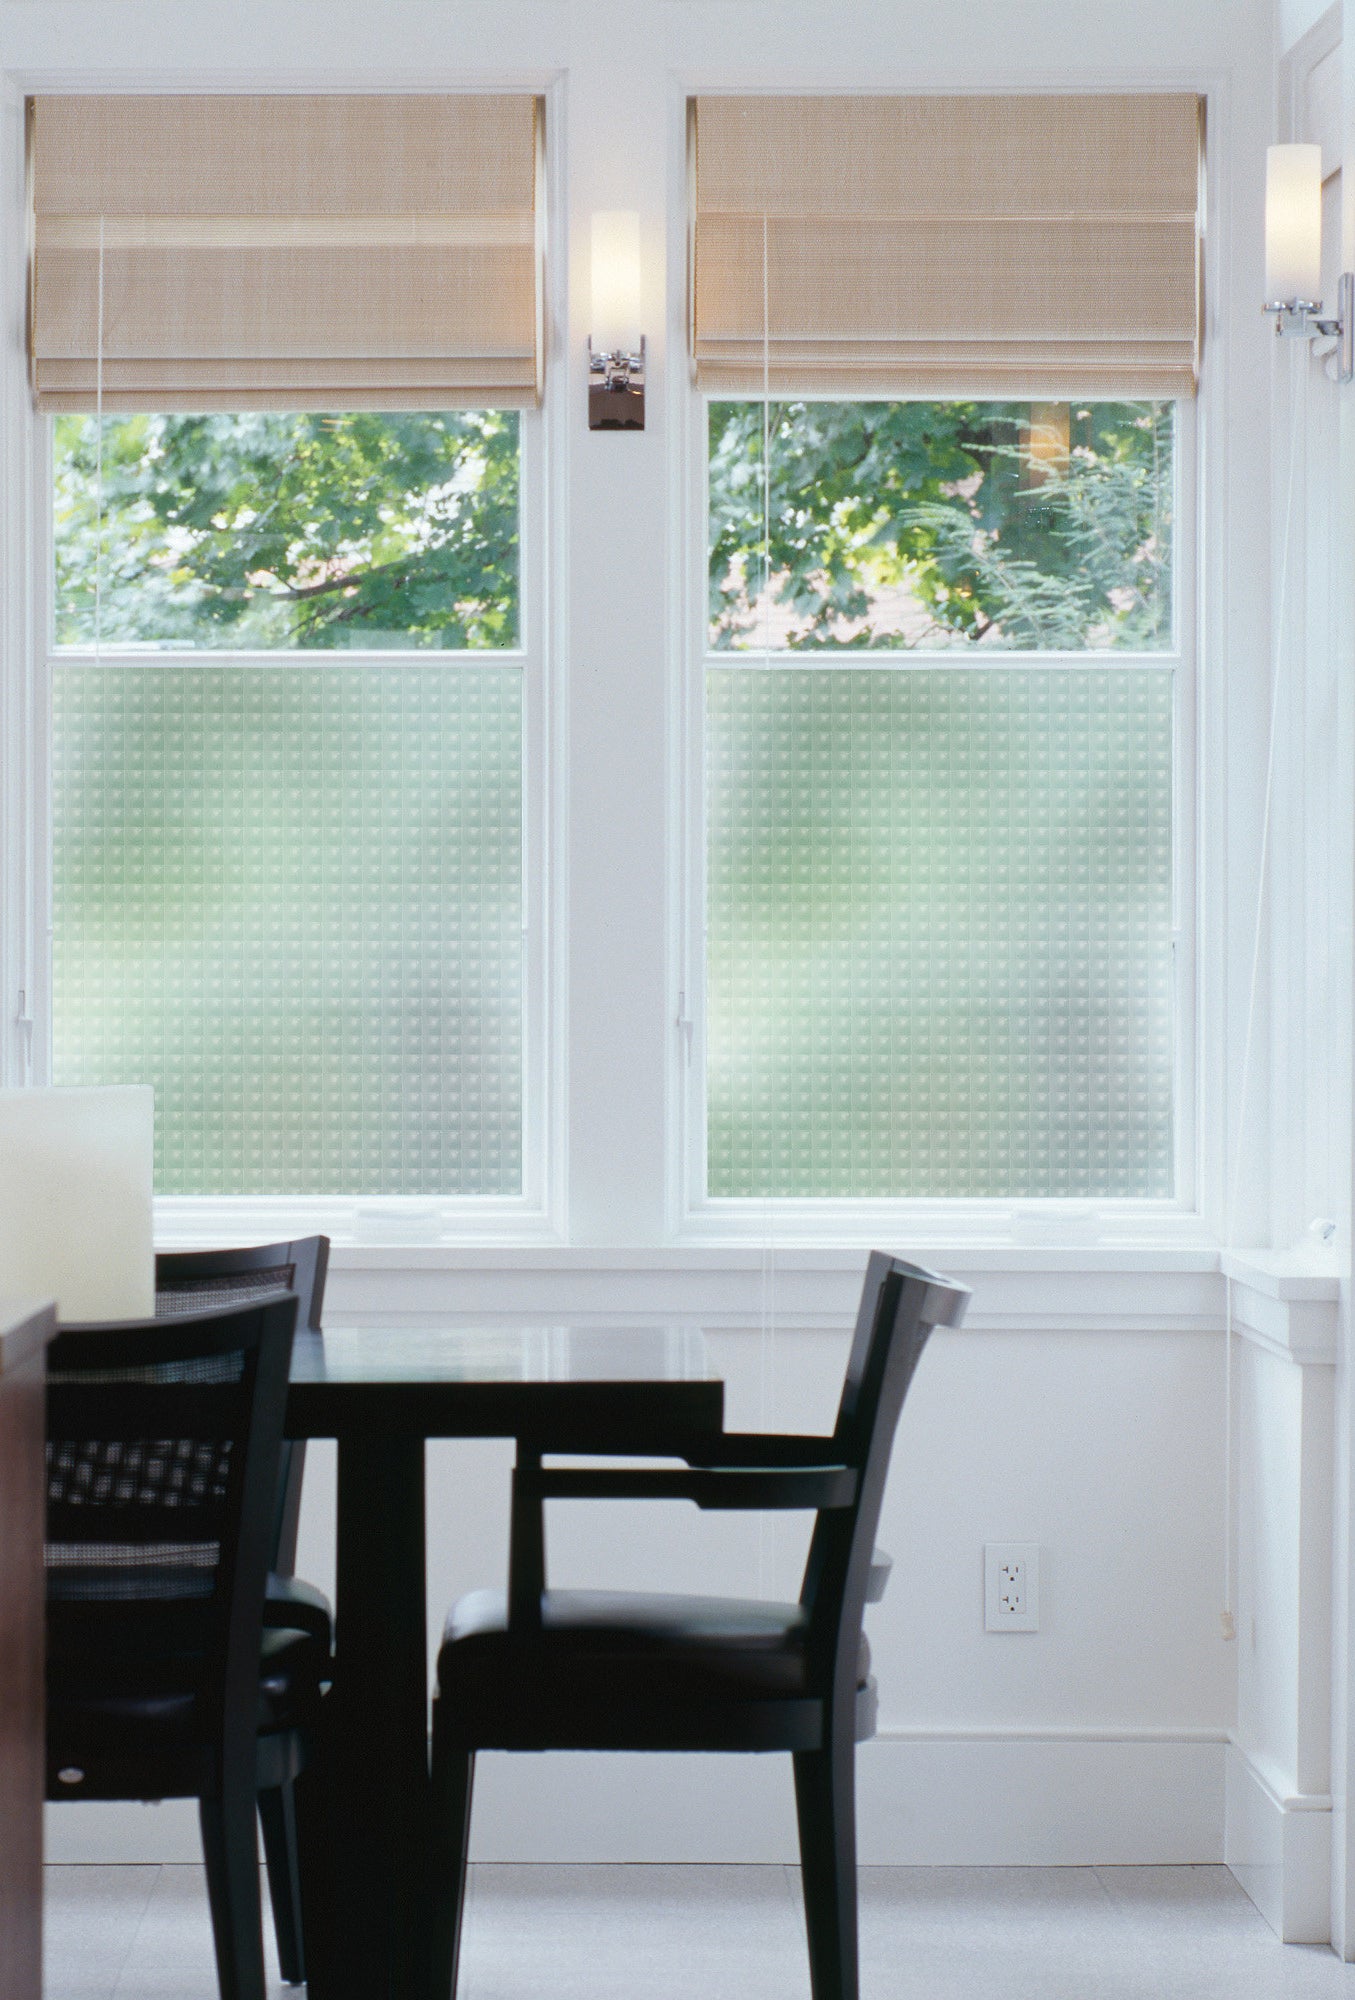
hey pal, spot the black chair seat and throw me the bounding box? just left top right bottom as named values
left=48, top=1625, right=327, bottom=1748
left=442, top=1588, right=869, bottom=1711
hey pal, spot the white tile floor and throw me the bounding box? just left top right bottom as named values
left=43, top=1862, right=1355, bottom=2000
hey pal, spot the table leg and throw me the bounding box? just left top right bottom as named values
left=301, top=1432, right=429, bottom=2000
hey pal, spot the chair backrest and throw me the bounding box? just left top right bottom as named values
left=800, top=1254, right=968, bottom=1694
left=154, top=1237, right=328, bottom=1332
left=154, top=1238, right=328, bottom=1576
left=46, top=1295, right=298, bottom=1744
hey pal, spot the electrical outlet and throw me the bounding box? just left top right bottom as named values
left=984, top=1543, right=1040, bottom=1632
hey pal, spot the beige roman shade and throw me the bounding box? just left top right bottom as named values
left=691, top=94, right=1203, bottom=398
left=29, top=93, right=544, bottom=411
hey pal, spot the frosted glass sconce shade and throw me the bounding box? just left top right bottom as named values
left=591, top=210, right=642, bottom=356
left=1265, top=144, right=1322, bottom=305
left=0, top=1085, right=154, bottom=1320
left=1262, top=143, right=1353, bottom=381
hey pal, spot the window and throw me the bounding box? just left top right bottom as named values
left=685, top=91, right=1201, bottom=1220
left=47, top=409, right=539, bottom=1203
left=25, top=90, right=547, bottom=1220
left=693, top=397, right=1186, bottom=1205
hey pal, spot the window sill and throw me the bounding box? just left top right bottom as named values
left=305, top=1242, right=1225, bottom=1334
left=151, top=1202, right=1345, bottom=1343
left=1221, top=1249, right=1341, bottom=1365
left=153, top=1195, right=563, bottom=1253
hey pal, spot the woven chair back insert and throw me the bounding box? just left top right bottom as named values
left=47, top=1343, right=246, bottom=1611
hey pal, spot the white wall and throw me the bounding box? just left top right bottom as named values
left=1282, top=0, right=1337, bottom=56
left=12, top=0, right=1289, bottom=1880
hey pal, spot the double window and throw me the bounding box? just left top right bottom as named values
left=23, top=88, right=1204, bottom=1230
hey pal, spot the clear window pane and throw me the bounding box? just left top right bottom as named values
left=52, top=665, right=522, bottom=1196
left=706, top=668, right=1173, bottom=1199
left=54, top=411, right=520, bottom=650
left=708, top=401, right=1173, bottom=653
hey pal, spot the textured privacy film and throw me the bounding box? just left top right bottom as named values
left=53, top=666, right=522, bottom=1196
left=706, top=667, right=1173, bottom=1198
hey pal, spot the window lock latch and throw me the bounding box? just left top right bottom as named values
left=14, top=988, right=33, bottom=1069
left=676, top=991, right=694, bottom=1065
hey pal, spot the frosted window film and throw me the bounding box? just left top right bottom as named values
left=706, top=668, right=1173, bottom=1198
left=52, top=667, right=522, bottom=1197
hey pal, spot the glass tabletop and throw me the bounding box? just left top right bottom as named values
left=284, top=1321, right=722, bottom=1444
left=289, top=1321, right=709, bottom=1385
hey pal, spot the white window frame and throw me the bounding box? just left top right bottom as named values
left=673, top=386, right=1201, bottom=1246
left=20, top=392, right=557, bottom=1247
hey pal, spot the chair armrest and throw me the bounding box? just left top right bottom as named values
left=684, top=1431, right=846, bottom=1471
left=503, top=1430, right=843, bottom=1473
left=505, top=1444, right=857, bottom=1632
left=530, top=1464, right=857, bottom=1511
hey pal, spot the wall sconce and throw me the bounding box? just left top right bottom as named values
left=1264, top=143, right=1353, bottom=382
left=589, top=210, right=645, bottom=430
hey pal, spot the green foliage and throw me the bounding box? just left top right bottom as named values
left=54, top=410, right=520, bottom=649
left=707, top=400, right=1173, bottom=652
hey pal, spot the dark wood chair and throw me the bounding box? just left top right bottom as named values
left=427, top=1252, right=969, bottom=2000
left=155, top=1235, right=330, bottom=1984
left=45, top=1295, right=327, bottom=2000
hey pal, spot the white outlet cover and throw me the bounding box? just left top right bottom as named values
left=984, top=1542, right=1040, bottom=1632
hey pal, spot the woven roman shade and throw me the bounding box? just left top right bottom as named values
left=691, top=94, right=1203, bottom=398
left=29, top=94, right=544, bottom=411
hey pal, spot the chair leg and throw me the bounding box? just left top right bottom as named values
left=199, top=1784, right=268, bottom=2000
left=259, top=1781, right=306, bottom=1985
left=428, top=1703, right=476, bottom=2000
left=793, top=1724, right=859, bottom=2000
left=292, top=1751, right=343, bottom=2000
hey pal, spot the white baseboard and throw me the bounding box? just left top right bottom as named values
left=46, top=1730, right=1226, bottom=1868
left=1224, top=1742, right=1332, bottom=1944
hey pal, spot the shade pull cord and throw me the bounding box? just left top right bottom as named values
left=95, top=214, right=104, bottom=662
left=754, top=209, right=778, bottom=1602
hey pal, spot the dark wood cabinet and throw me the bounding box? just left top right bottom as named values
left=0, top=1301, right=55, bottom=2000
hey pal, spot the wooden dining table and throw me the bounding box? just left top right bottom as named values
left=285, top=1321, right=726, bottom=2000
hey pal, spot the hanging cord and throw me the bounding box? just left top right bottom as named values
left=1217, top=340, right=1306, bottom=1642
left=94, top=215, right=104, bottom=659
left=756, top=211, right=778, bottom=1597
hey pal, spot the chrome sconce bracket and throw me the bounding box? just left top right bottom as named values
left=1265, top=270, right=1355, bottom=382
left=588, top=336, right=646, bottom=430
